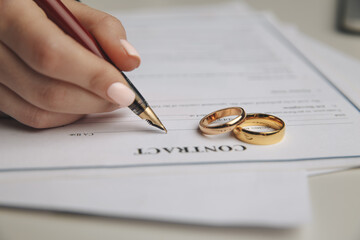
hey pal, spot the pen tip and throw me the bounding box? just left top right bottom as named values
left=139, top=107, right=167, bottom=133
left=163, top=126, right=168, bottom=134
left=146, top=120, right=168, bottom=133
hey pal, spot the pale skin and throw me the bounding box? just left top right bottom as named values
left=0, top=0, right=141, bottom=128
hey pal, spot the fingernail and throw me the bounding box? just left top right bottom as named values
left=107, top=82, right=135, bottom=107
left=120, top=39, right=140, bottom=58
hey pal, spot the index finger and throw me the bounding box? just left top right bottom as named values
left=0, top=0, right=135, bottom=107
left=61, top=0, right=141, bottom=71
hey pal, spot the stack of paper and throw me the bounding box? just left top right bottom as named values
left=0, top=2, right=359, bottom=227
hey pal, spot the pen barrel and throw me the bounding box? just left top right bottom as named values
left=120, top=72, right=149, bottom=115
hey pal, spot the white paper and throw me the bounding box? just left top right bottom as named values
left=4, top=2, right=360, bottom=227
left=264, top=12, right=360, bottom=109
left=265, top=13, right=360, bottom=173
left=0, top=168, right=310, bottom=227
left=1, top=7, right=359, bottom=172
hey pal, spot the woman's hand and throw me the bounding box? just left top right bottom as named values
left=0, top=0, right=141, bottom=128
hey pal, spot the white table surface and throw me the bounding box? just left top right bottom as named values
left=1, top=1, right=360, bottom=239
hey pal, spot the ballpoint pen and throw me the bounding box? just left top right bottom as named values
left=34, top=0, right=167, bottom=133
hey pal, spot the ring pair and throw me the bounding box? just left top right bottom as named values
left=199, top=107, right=285, bottom=145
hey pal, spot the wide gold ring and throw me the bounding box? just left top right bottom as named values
left=233, top=113, right=285, bottom=145
left=199, top=107, right=246, bottom=135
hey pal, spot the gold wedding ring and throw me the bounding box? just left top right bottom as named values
left=233, top=113, right=285, bottom=145
left=199, top=107, right=246, bottom=135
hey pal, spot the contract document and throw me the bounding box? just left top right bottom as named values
left=1, top=2, right=359, bottom=227
left=1, top=8, right=359, bottom=172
